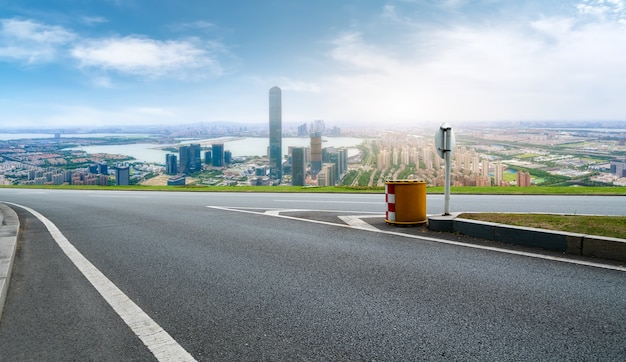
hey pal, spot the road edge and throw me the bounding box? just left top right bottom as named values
left=0, top=203, right=19, bottom=322
left=428, top=213, right=626, bottom=263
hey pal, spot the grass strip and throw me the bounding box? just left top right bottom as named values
left=459, top=213, right=626, bottom=239
left=1, top=184, right=626, bottom=195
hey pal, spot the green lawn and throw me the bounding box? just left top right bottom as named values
left=459, top=213, right=626, bottom=239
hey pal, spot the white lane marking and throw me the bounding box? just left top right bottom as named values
left=89, top=195, right=148, bottom=198
left=211, top=207, right=381, bottom=214
left=273, top=199, right=381, bottom=205
left=7, top=202, right=196, bottom=362
left=208, top=206, right=626, bottom=273
left=338, top=215, right=380, bottom=231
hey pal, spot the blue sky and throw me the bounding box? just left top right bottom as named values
left=1, top=0, right=625, bottom=129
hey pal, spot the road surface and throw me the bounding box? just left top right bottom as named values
left=0, top=189, right=624, bottom=361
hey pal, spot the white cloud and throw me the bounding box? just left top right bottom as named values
left=71, top=36, right=223, bottom=79
left=0, top=18, right=75, bottom=63
left=577, top=0, right=626, bottom=21
left=329, top=32, right=400, bottom=72
left=0, top=17, right=228, bottom=80
left=318, top=8, right=626, bottom=124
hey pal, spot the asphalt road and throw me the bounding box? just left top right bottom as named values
left=0, top=189, right=624, bottom=361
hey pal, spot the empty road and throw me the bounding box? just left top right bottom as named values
left=0, top=189, right=624, bottom=360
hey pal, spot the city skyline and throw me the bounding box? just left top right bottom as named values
left=1, top=1, right=626, bottom=129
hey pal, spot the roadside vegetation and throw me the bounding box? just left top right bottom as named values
left=459, top=213, right=626, bottom=239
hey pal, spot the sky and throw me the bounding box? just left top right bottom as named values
left=1, top=0, right=625, bottom=129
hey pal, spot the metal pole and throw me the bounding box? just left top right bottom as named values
left=444, top=149, right=451, bottom=216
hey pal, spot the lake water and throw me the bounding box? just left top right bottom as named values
left=68, top=137, right=365, bottom=164
left=0, top=133, right=154, bottom=141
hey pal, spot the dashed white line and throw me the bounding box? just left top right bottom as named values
left=8, top=202, right=196, bottom=362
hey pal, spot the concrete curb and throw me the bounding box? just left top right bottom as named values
left=428, top=213, right=626, bottom=263
left=0, top=203, right=19, bottom=322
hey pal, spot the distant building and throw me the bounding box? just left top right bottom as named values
left=204, top=151, right=212, bottom=164
left=167, top=175, right=186, bottom=186
left=311, top=119, right=325, bottom=134
left=255, top=166, right=268, bottom=176
left=179, top=145, right=190, bottom=175
left=98, top=174, right=109, bottom=186
left=212, top=143, right=224, bottom=167
left=189, top=144, right=202, bottom=172
left=115, top=165, right=130, bottom=186
left=322, top=147, right=348, bottom=184
left=179, top=144, right=202, bottom=175
left=317, top=163, right=336, bottom=186
left=494, top=163, right=504, bottom=186
left=610, top=158, right=626, bottom=177
left=224, top=150, right=232, bottom=165
left=298, top=123, right=308, bottom=137
left=99, top=163, right=108, bottom=175
left=269, top=86, right=282, bottom=180
left=516, top=171, right=531, bottom=187
left=166, top=154, right=178, bottom=175
left=310, top=133, right=322, bottom=175
left=292, top=147, right=307, bottom=186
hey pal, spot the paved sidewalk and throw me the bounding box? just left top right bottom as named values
left=0, top=203, right=19, bottom=322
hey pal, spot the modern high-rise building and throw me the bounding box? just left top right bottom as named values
left=179, top=145, right=190, bottom=175
left=310, top=133, right=322, bottom=175
left=115, top=165, right=130, bottom=186
left=212, top=143, right=224, bottom=167
left=292, top=147, right=306, bottom=186
left=269, top=86, right=282, bottom=180
left=99, top=163, right=108, bottom=175
left=224, top=150, right=232, bottom=165
left=166, top=154, right=178, bottom=175
left=189, top=143, right=202, bottom=172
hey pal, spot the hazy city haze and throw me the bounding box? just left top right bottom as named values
left=1, top=0, right=625, bottom=128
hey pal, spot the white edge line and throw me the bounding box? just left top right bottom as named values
left=7, top=202, right=196, bottom=362
left=208, top=206, right=626, bottom=272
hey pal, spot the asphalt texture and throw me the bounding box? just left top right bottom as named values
left=0, top=190, right=624, bottom=360
left=0, top=207, right=155, bottom=361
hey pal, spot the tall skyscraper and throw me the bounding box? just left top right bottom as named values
left=292, top=147, right=306, bottom=186
left=189, top=143, right=202, bottom=172
left=166, top=154, right=178, bottom=175
left=269, top=86, right=282, bottom=181
left=179, top=145, right=190, bottom=175
left=310, top=133, right=322, bottom=175
left=212, top=143, right=224, bottom=167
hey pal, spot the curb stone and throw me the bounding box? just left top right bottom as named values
left=0, top=203, right=19, bottom=322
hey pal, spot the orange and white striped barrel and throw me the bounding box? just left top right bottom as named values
left=385, top=180, right=427, bottom=225
left=386, top=183, right=397, bottom=222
